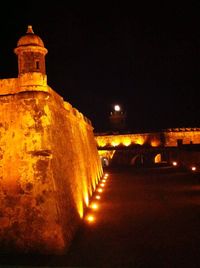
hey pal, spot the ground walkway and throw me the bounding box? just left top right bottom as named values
left=1, top=166, right=200, bottom=267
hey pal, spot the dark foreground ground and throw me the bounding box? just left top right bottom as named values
left=1, top=166, right=200, bottom=267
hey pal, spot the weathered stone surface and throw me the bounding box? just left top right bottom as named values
left=0, top=90, right=102, bottom=254
left=96, top=131, right=200, bottom=167
left=96, top=130, right=200, bottom=148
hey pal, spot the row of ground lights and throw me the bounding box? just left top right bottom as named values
left=172, top=161, right=198, bottom=172
left=85, top=173, right=109, bottom=223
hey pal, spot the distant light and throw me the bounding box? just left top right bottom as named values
left=114, top=105, right=121, bottom=112
left=172, top=161, right=177, bottom=166
left=100, top=183, right=105, bottom=187
left=102, top=179, right=106, bottom=183
left=191, top=166, right=197, bottom=171
left=95, top=195, right=101, bottom=200
left=85, top=214, right=95, bottom=223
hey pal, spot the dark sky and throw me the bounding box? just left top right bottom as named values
left=0, top=2, right=199, bottom=132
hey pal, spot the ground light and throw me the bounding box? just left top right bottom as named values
left=191, top=166, right=197, bottom=171
left=85, top=214, right=95, bottom=223
left=90, top=202, right=99, bottom=210
left=97, top=188, right=103, bottom=193
left=84, top=173, right=109, bottom=224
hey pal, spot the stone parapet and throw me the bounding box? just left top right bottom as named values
left=0, top=73, right=48, bottom=95
left=96, top=130, right=200, bottom=149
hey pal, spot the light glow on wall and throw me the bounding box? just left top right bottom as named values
left=151, top=140, right=160, bottom=147
left=76, top=200, right=84, bottom=218
left=111, top=139, right=120, bottom=147
left=97, top=140, right=107, bottom=147
left=84, top=194, right=89, bottom=207
left=135, top=137, right=145, bottom=145
left=154, top=153, right=161, bottom=163
left=122, top=137, right=131, bottom=147
left=96, top=133, right=163, bottom=148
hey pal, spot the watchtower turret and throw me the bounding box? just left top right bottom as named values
left=14, top=25, right=48, bottom=76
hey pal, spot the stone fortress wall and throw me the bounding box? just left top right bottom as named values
left=95, top=129, right=200, bottom=148
left=96, top=130, right=200, bottom=168
left=0, top=26, right=102, bottom=254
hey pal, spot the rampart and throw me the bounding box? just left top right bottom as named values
left=95, top=129, right=200, bottom=148
left=0, top=86, right=102, bottom=254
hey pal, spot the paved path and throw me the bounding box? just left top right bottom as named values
left=1, top=166, right=200, bottom=267
left=67, top=167, right=200, bottom=267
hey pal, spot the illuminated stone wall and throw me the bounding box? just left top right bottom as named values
left=0, top=87, right=102, bottom=254
left=164, top=130, right=200, bottom=146
left=96, top=130, right=200, bottom=167
left=95, top=129, right=200, bottom=149
left=96, top=133, right=162, bottom=148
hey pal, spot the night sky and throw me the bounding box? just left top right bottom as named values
left=0, top=2, right=199, bottom=133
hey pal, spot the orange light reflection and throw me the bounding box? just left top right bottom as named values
left=90, top=202, right=98, bottom=210
left=85, top=214, right=95, bottom=223
left=97, top=188, right=103, bottom=193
